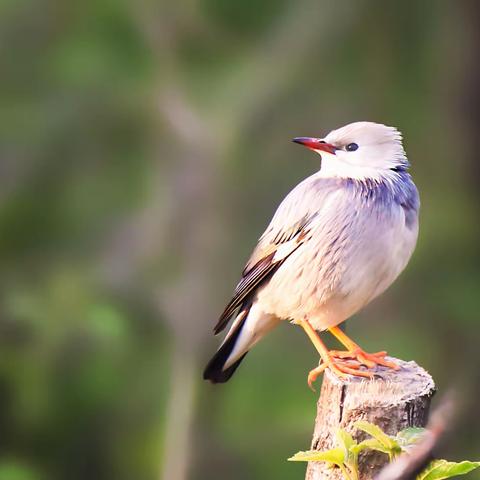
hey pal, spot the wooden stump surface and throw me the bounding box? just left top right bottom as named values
left=306, top=358, right=436, bottom=480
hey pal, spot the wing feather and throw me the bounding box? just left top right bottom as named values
left=213, top=174, right=338, bottom=335
left=213, top=217, right=312, bottom=334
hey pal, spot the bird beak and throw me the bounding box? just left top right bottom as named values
left=292, top=137, right=337, bottom=154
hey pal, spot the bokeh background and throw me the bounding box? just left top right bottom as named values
left=0, top=0, right=479, bottom=479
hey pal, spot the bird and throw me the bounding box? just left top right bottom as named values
left=203, top=121, right=419, bottom=389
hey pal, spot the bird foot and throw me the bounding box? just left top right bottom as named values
left=307, top=355, right=374, bottom=391
left=329, top=348, right=400, bottom=371
left=307, top=349, right=400, bottom=391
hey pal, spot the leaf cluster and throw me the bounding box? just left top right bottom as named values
left=289, top=421, right=480, bottom=480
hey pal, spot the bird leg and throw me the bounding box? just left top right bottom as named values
left=295, top=319, right=374, bottom=391
left=328, top=326, right=400, bottom=371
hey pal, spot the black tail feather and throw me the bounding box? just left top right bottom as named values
left=203, top=312, right=248, bottom=384
left=203, top=352, right=247, bottom=383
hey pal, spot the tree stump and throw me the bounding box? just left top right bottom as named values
left=306, top=358, right=436, bottom=480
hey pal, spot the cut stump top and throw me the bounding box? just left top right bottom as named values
left=306, top=358, right=436, bottom=480
left=324, top=357, right=436, bottom=409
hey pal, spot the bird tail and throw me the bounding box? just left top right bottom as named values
left=203, top=307, right=250, bottom=384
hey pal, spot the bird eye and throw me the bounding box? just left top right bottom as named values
left=346, top=143, right=358, bottom=152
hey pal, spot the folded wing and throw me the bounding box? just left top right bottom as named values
left=213, top=215, right=314, bottom=334
left=213, top=174, right=339, bottom=335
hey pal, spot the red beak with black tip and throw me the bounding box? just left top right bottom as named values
left=292, top=137, right=337, bottom=154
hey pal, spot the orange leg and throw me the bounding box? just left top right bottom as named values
left=296, top=319, right=373, bottom=391
left=328, top=326, right=400, bottom=371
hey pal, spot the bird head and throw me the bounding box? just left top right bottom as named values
left=293, top=122, right=409, bottom=181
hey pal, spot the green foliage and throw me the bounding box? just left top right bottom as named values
left=289, top=422, right=480, bottom=480
left=396, top=427, right=427, bottom=451
left=418, top=460, right=480, bottom=480
left=355, top=421, right=400, bottom=452
left=354, top=420, right=402, bottom=461
left=289, top=447, right=345, bottom=466
left=289, top=443, right=355, bottom=480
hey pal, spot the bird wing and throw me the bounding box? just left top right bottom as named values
left=213, top=214, right=315, bottom=335
left=213, top=174, right=340, bottom=335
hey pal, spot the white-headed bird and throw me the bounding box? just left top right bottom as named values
left=203, top=122, right=419, bottom=389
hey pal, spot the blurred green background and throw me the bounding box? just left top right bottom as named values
left=0, top=0, right=479, bottom=479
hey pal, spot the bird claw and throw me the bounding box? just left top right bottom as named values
left=330, top=348, right=400, bottom=371
left=307, top=364, right=328, bottom=391
left=307, top=356, right=374, bottom=391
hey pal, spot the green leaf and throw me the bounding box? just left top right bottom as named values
left=351, top=438, right=391, bottom=455
left=288, top=447, right=345, bottom=466
left=418, top=460, right=480, bottom=480
left=396, top=427, right=426, bottom=449
left=336, top=429, right=355, bottom=460
left=336, top=429, right=359, bottom=475
left=354, top=421, right=400, bottom=451
left=336, top=428, right=355, bottom=452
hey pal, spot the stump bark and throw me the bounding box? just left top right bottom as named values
left=306, top=358, right=435, bottom=480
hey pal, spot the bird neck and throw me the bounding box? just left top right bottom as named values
left=317, top=159, right=402, bottom=183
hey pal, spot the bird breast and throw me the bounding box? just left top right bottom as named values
left=255, top=176, right=419, bottom=330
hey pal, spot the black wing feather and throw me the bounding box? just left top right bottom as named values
left=213, top=253, right=276, bottom=334
left=212, top=214, right=314, bottom=335
left=213, top=244, right=301, bottom=335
